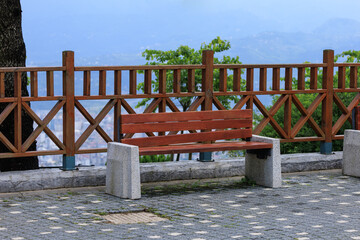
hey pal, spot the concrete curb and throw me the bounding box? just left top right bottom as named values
left=0, top=152, right=343, bottom=193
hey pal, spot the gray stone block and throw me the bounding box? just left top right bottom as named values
left=106, top=142, right=141, bottom=199
left=245, top=135, right=282, bottom=188
left=343, top=130, right=360, bottom=177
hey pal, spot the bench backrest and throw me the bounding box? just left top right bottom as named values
left=120, top=109, right=253, bottom=147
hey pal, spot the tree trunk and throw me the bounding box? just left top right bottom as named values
left=0, top=0, right=38, bottom=171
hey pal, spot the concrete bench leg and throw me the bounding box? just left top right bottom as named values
left=106, top=142, right=141, bottom=199
left=245, top=135, right=282, bottom=188
left=343, top=130, right=360, bottom=177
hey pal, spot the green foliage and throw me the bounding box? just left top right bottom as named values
left=136, top=37, right=242, bottom=111
left=139, top=154, right=172, bottom=163
left=257, top=50, right=360, bottom=154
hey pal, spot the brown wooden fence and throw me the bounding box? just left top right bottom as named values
left=0, top=49, right=359, bottom=168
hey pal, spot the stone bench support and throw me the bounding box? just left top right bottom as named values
left=106, top=135, right=281, bottom=199
left=343, top=130, right=360, bottom=178
left=106, top=142, right=141, bottom=199
left=245, top=135, right=282, bottom=188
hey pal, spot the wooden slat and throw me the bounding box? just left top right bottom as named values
left=158, top=98, right=166, bottom=136
left=188, top=69, right=195, bottom=93
left=310, top=67, right=318, bottom=90
left=213, top=97, right=226, bottom=110
left=246, top=96, right=254, bottom=110
left=114, top=99, right=122, bottom=141
left=173, top=69, right=181, bottom=93
left=332, top=93, right=360, bottom=135
left=0, top=132, right=17, bottom=152
left=259, top=68, right=267, bottom=91
left=83, top=71, right=91, bottom=96
left=144, top=69, right=152, bottom=94
left=138, top=141, right=272, bottom=156
left=0, top=102, right=16, bottom=124
left=165, top=98, right=181, bottom=113
left=159, top=69, right=166, bottom=94
left=74, top=100, right=113, bottom=145
left=46, top=71, right=54, bottom=96
left=253, top=95, right=288, bottom=138
left=114, top=70, right=121, bottom=95
left=0, top=150, right=65, bottom=159
left=233, top=68, right=241, bottom=91
left=122, top=119, right=252, bottom=134
left=350, top=66, right=358, bottom=88
left=121, top=99, right=136, bottom=114
left=14, top=72, right=21, bottom=150
left=75, top=99, right=116, bottom=150
left=122, top=129, right=252, bottom=147
left=121, top=109, right=252, bottom=123
left=0, top=72, right=4, bottom=97
left=272, top=68, right=280, bottom=91
left=213, top=89, right=326, bottom=96
left=285, top=68, right=292, bottom=90
left=0, top=66, right=65, bottom=72
left=188, top=97, right=204, bottom=111
left=216, top=63, right=326, bottom=69
left=297, top=67, right=305, bottom=90
left=284, top=95, right=292, bottom=137
left=291, top=94, right=325, bottom=138
left=333, top=93, right=352, bottom=125
left=281, top=137, right=325, bottom=143
left=338, top=66, right=346, bottom=89
left=99, top=70, right=106, bottom=95
left=21, top=100, right=66, bottom=151
left=121, top=99, right=136, bottom=139
left=129, top=70, right=137, bottom=95
left=355, top=106, right=360, bottom=130
left=74, top=65, right=205, bottom=72
left=246, top=68, right=253, bottom=91
left=30, top=71, right=38, bottom=98
left=219, top=68, right=227, bottom=92
left=233, top=95, right=250, bottom=110
left=143, top=98, right=162, bottom=114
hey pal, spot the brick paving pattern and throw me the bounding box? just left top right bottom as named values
left=0, top=170, right=359, bottom=239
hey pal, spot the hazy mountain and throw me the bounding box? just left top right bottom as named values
left=228, top=18, right=360, bottom=64
left=64, top=18, right=360, bottom=66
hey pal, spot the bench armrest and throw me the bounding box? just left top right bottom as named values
left=250, top=135, right=280, bottom=145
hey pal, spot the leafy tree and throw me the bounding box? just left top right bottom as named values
left=136, top=37, right=242, bottom=161
left=0, top=0, right=38, bottom=171
left=136, top=37, right=242, bottom=112
left=256, top=50, right=360, bottom=154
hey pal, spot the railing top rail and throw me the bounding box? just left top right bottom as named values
left=0, top=66, right=65, bottom=72
left=74, top=65, right=206, bottom=71
left=214, top=63, right=327, bottom=69
left=334, top=63, right=360, bottom=67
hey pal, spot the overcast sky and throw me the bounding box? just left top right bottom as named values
left=21, top=0, right=360, bottom=65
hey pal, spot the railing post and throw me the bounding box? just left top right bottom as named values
left=62, top=51, right=76, bottom=170
left=320, top=49, right=334, bottom=154
left=199, top=50, right=214, bottom=161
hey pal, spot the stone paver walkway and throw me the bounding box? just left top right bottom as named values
left=0, top=170, right=360, bottom=240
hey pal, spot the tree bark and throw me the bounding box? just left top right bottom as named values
left=0, top=0, right=38, bottom=171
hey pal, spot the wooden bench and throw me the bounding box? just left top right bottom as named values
left=106, top=109, right=282, bottom=199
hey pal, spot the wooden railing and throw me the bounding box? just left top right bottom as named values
left=0, top=49, right=359, bottom=168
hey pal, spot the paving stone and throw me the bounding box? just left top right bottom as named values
left=0, top=170, right=359, bottom=239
